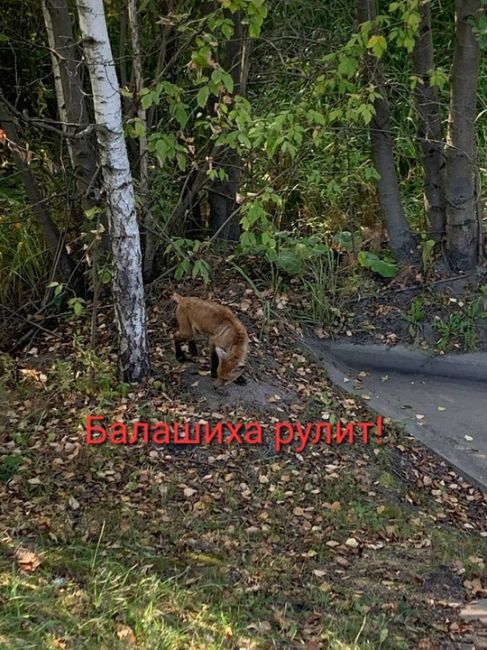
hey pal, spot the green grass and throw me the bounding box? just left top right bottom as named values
left=1, top=500, right=483, bottom=650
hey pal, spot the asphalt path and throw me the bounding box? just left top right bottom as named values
left=304, top=339, right=487, bottom=491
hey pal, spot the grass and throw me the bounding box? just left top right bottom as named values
left=1, top=479, right=483, bottom=650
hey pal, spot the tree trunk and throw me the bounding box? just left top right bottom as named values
left=208, top=9, right=245, bottom=242
left=412, top=0, right=446, bottom=242
left=42, top=0, right=71, bottom=159
left=0, top=96, right=79, bottom=287
left=357, top=0, right=418, bottom=263
left=445, top=0, right=484, bottom=270
left=208, top=147, right=241, bottom=241
left=42, top=0, right=99, bottom=214
left=128, top=0, right=157, bottom=281
left=76, top=0, right=150, bottom=382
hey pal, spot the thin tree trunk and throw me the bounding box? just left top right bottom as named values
left=146, top=0, right=175, bottom=131
left=357, top=0, right=417, bottom=263
left=76, top=0, right=150, bottom=382
left=42, top=0, right=99, bottom=215
left=42, top=0, right=72, bottom=163
left=0, top=96, right=79, bottom=287
left=412, top=0, right=446, bottom=242
left=208, top=9, right=246, bottom=242
left=128, top=0, right=157, bottom=281
left=445, top=0, right=484, bottom=270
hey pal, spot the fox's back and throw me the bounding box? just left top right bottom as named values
left=175, top=295, right=247, bottom=341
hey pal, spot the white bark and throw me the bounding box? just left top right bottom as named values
left=76, top=0, right=150, bottom=381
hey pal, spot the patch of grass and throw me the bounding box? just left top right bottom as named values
left=405, top=296, right=427, bottom=342
left=0, top=455, right=22, bottom=482
left=434, top=297, right=487, bottom=352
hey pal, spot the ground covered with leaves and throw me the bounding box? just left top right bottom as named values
left=327, top=268, right=487, bottom=354
left=1, top=280, right=486, bottom=649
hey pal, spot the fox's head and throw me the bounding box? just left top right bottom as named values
left=215, top=347, right=246, bottom=385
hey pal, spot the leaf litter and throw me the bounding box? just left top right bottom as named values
left=0, top=278, right=485, bottom=649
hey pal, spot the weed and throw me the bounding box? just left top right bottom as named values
left=434, top=298, right=487, bottom=352
left=0, top=455, right=22, bottom=482
left=405, top=296, right=426, bottom=342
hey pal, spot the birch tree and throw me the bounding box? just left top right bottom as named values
left=445, top=0, right=484, bottom=270
left=76, top=0, right=150, bottom=382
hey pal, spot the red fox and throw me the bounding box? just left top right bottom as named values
left=172, top=293, right=249, bottom=385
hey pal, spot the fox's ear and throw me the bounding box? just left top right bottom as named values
left=215, top=347, right=227, bottom=361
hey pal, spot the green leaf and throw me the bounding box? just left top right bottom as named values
left=176, top=152, right=187, bottom=171
left=358, top=252, right=397, bottom=278
left=221, top=20, right=234, bottom=39
left=249, top=15, right=263, bottom=38
left=196, top=86, right=210, bottom=108
left=141, top=91, right=156, bottom=110
left=99, top=269, right=112, bottom=284
left=220, top=70, right=234, bottom=94
left=173, top=104, right=189, bottom=128
left=338, top=56, right=358, bottom=78
left=68, top=297, right=85, bottom=317
left=421, top=239, right=435, bottom=271
left=367, top=34, right=387, bottom=58
left=237, top=132, right=251, bottom=149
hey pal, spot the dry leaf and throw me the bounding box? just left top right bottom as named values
left=15, top=548, right=41, bottom=573
left=116, top=624, right=136, bottom=645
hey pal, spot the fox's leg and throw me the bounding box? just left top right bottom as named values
left=210, top=343, right=219, bottom=379
left=174, top=340, right=186, bottom=362
left=188, top=340, right=198, bottom=357
left=174, top=313, right=193, bottom=363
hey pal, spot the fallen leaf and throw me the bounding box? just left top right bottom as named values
left=116, top=624, right=136, bottom=645
left=15, top=548, right=41, bottom=572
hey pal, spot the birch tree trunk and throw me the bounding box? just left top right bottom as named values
left=412, top=0, right=446, bottom=242
left=445, top=0, right=484, bottom=270
left=42, top=0, right=99, bottom=214
left=76, top=0, right=150, bottom=382
left=357, top=0, right=418, bottom=263
left=128, top=0, right=157, bottom=281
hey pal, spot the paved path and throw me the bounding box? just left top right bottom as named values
left=304, top=339, right=487, bottom=491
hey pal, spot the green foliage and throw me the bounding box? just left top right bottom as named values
left=434, top=299, right=487, bottom=352
left=421, top=239, right=435, bottom=275
left=407, top=296, right=426, bottom=325
left=165, top=238, right=211, bottom=284
left=0, top=208, right=50, bottom=306
left=301, top=253, right=340, bottom=327
left=405, top=295, right=426, bottom=341
left=469, top=3, right=487, bottom=49
left=68, top=296, right=86, bottom=318
left=357, top=252, right=398, bottom=278
left=0, top=455, right=22, bottom=483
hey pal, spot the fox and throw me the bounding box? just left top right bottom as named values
left=172, top=293, right=249, bottom=386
